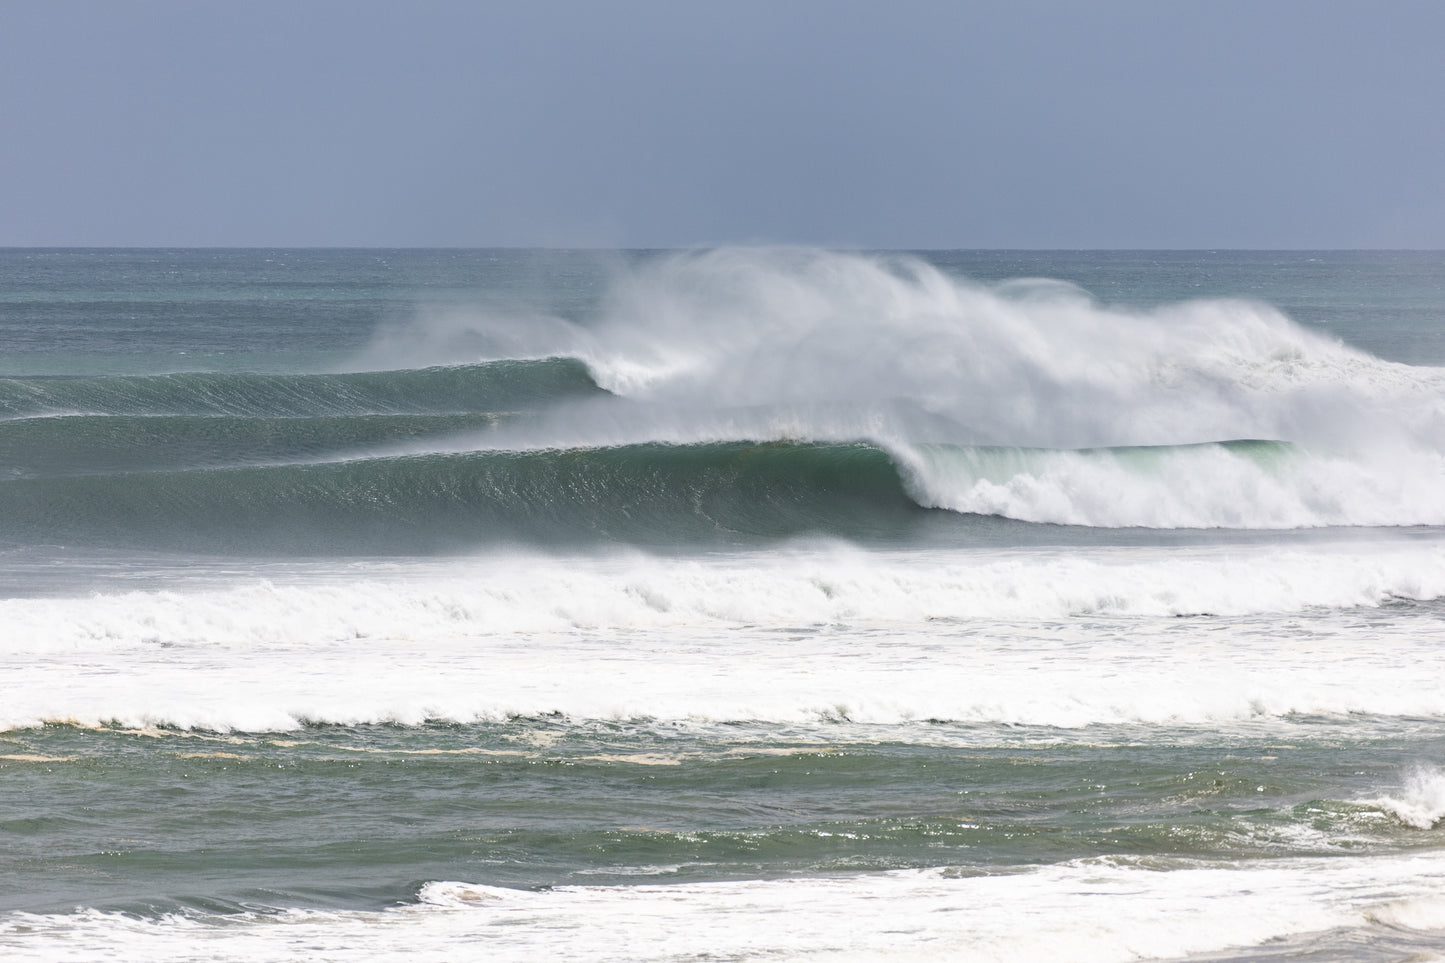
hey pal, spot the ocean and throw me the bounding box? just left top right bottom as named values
left=2, top=247, right=1444, bottom=961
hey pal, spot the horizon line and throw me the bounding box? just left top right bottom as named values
left=4, top=245, right=1444, bottom=254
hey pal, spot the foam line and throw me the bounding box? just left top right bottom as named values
left=6, top=853, right=1445, bottom=962
left=4, top=544, right=1443, bottom=732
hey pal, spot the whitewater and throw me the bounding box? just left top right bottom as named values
left=2, top=248, right=1444, bottom=962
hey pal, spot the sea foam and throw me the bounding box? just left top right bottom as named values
left=5, top=543, right=1443, bottom=654
left=6, top=853, right=1445, bottom=963
left=1366, top=766, right=1445, bottom=829
left=4, top=543, right=1444, bottom=733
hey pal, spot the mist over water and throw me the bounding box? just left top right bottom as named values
left=397, top=249, right=1441, bottom=437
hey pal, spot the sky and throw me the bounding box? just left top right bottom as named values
left=2, top=0, right=1442, bottom=249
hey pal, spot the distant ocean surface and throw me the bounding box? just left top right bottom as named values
left=3, top=248, right=1445, bottom=962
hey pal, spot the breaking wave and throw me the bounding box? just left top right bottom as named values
left=5, top=248, right=1444, bottom=544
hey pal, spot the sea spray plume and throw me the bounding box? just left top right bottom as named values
left=358, top=247, right=1445, bottom=451
left=574, top=248, right=1445, bottom=451
left=361, top=307, right=590, bottom=373
left=334, top=248, right=1445, bottom=530
left=578, top=249, right=1445, bottom=527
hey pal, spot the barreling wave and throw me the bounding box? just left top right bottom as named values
left=2, top=435, right=1442, bottom=552
left=341, top=248, right=1445, bottom=535
left=4, top=249, right=1444, bottom=544
left=0, top=358, right=601, bottom=419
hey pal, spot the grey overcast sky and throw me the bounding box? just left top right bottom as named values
left=2, top=1, right=1442, bottom=248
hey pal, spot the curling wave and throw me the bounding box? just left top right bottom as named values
left=4, top=435, right=1445, bottom=551
left=4, top=248, right=1444, bottom=544
left=10, top=434, right=1445, bottom=552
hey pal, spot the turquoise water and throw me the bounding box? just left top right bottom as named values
left=2, top=248, right=1444, bottom=961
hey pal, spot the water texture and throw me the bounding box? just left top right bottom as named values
left=2, top=248, right=1444, bottom=961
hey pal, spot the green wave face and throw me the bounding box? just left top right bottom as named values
left=0, top=442, right=923, bottom=552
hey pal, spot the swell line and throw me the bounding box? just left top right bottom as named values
left=0, top=358, right=602, bottom=419
left=0, top=441, right=921, bottom=551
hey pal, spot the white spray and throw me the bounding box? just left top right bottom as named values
left=361, top=248, right=1445, bottom=528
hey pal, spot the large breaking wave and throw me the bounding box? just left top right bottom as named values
left=4, top=247, right=1444, bottom=546
left=4, top=438, right=1443, bottom=550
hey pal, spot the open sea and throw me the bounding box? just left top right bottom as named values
left=2, top=247, right=1444, bottom=962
